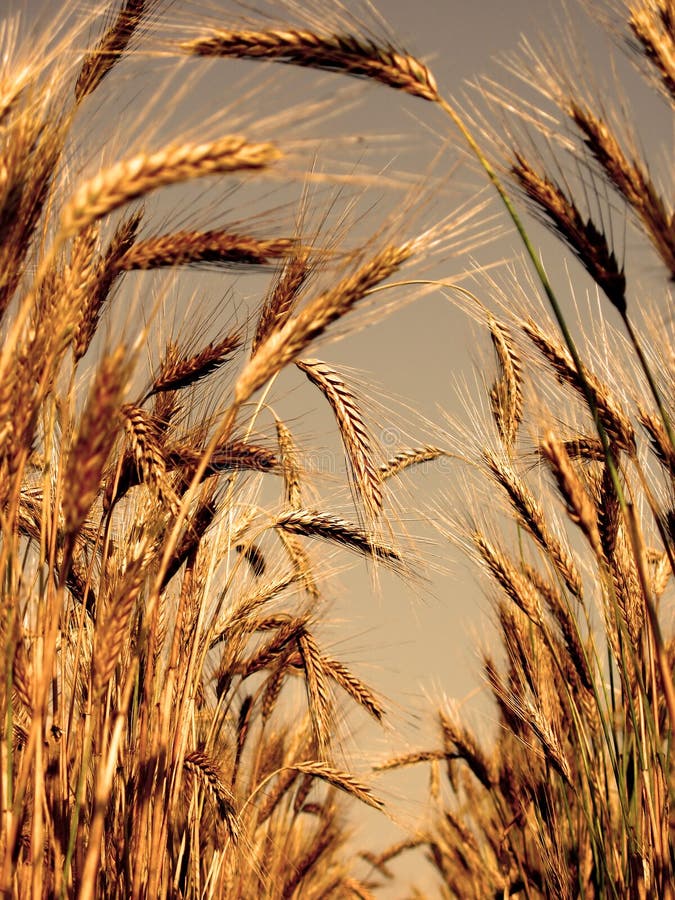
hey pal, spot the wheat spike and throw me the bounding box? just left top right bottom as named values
left=253, top=251, right=310, bottom=354
left=76, top=0, right=155, bottom=101
left=63, top=347, right=127, bottom=537
left=297, top=359, right=382, bottom=519
left=629, top=0, right=675, bottom=100
left=488, top=315, right=523, bottom=451
left=568, top=101, right=675, bottom=277
left=179, top=28, right=439, bottom=101
left=482, top=449, right=584, bottom=598
left=115, top=230, right=294, bottom=271
left=276, top=509, right=402, bottom=566
left=511, top=153, right=627, bottom=312
left=539, top=430, right=602, bottom=558
left=183, top=750, right=239, bottom=842
left=379, top=445, right=444, bottom=479
left=61, top=137, right=281, bottom=235
left=290, top=761, right=383, bottom=809
left=236, top=242, right=413, bottom=404
left=298, top=631, right=334, bottom=758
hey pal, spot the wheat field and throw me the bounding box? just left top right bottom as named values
left=0, top=1, right=672, bottom=897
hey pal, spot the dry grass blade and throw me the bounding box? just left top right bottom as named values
left=178, top=28, right=440, bottom=101
left=115, top=230, right=294, bottom=271
left=511, top=153, right=627, bottom=313
left=290, top=761, right=383, bottom=809
left=61, top=137, right=281, bottom=235
left=297, top=359, right=382, bottom=519
left=276, top=509, right=402, bottom=566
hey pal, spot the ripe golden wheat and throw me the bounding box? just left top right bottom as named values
left=0, top=1, right=672, bottom=898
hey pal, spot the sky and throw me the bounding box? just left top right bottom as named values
left=13, top=0, right=673, bottom=892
